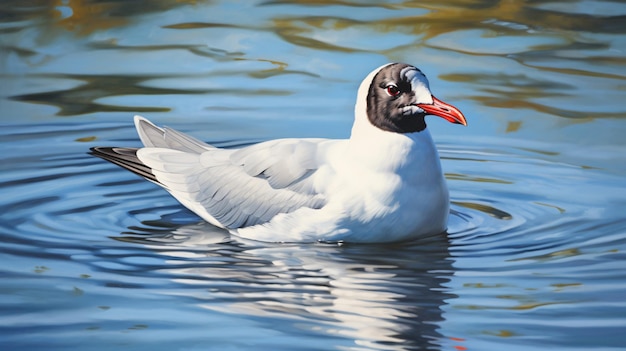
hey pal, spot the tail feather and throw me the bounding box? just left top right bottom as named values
left=89, top=147, right=158, bottom=183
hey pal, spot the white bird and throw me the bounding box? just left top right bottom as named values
left=91, top=63, right=467, bottom=243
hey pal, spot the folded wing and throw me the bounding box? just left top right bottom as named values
left=93, top=116, right=334, bottom=229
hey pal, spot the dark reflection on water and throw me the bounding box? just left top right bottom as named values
left=9, top=72, right=293, bottom=116
left=2, top=0, right=625, bottom=125
left=2, top=0, right=626, bottom=350
left=441, top=72, right=625, bottom=119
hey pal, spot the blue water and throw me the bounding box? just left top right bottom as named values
left=1, top=1, right=626, bottom=350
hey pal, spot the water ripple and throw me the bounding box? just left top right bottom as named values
left=2, top=125, right=625, bottom=351
left=2, top=1, right=626, bottom=349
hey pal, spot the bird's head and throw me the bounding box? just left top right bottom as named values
left=356, top=63, right=467, bottom=133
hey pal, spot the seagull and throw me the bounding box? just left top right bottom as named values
left=90, top=63, right=467, bottom=243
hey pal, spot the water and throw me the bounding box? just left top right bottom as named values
left=1, top=1, right=625, bottom=350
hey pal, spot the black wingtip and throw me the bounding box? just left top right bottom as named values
left=88, top=146, right=103, bottom=157
left=89, top=146, right=158, bottom=183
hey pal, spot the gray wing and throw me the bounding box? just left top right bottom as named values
left=134, top=115, right=213, bottom=153
left=128, top=117, right=337, bottom=229
left=91, top=116, right=212, bottom=183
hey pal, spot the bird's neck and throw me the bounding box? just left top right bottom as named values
left=347, top=117, right=442, bottom=176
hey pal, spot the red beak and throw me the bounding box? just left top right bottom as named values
left=417, top=96, right=467, bottom=126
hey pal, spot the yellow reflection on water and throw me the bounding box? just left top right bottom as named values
left=53, top=0, right=128, bottom=35
left=508, top=248, right=582, bottom=262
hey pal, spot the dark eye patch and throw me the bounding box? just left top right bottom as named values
left=367, top=63, right=428, bottom=134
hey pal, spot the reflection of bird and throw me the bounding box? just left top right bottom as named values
left=119, top=220, right=454, bottom=350
left=91, top=63, right=467, bottom=243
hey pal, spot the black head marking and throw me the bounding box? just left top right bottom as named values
left=366, top=63, right=429, bottom=133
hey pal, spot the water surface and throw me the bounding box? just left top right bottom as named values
left=1, top=1, right=626, bottom=350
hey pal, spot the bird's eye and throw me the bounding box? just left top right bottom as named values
left=386, top=84, right=400, bottom=97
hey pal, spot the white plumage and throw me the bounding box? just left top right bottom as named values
left=91, top=63, right=467, bottom=243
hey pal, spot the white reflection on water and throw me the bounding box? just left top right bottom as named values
left=128, top=222, right=453, bottom=350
